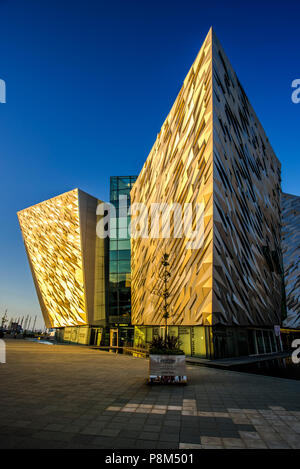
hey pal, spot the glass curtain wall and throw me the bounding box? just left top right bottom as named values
left=109, top=176, right=137, bottom=323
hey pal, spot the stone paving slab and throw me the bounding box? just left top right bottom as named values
left=0, top=340, right=300, bottom=449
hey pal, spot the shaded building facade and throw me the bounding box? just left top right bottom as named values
left=131, top=28, right=283, bottom=358
left=281, top=193, right=300, bottom=329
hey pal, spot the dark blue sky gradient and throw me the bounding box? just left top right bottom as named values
left=0, top=0, right=299, bottom=326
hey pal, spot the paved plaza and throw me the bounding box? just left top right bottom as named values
left=0, top=339, right=300, bottom=449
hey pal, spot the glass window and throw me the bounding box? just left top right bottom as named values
left=109, top=241, right=118, bottom=250
left=110, top=200, right=119, bottom=209
left=118, top=217, right=128, bottom=228
left=119, top=298, right=131, bottom=307
left=117, top=273, right=127, bottom=284
left=119, top=304, right=130, bottom=315
left=256, top=330, right=265, bottom=354
left=118, top=228, right=129, bottom=239
left=119, top=250, right=131, bottom=260
left=119, top=260, right=131, bottom=273
left=110, top=177, right=118, bottom=191
left=109, top=273, right=118, bottom=285
left=146, top=327, right=153, bottom=344
left=118, top=189, right=130, bottom=197
left=237, top=330, right=249, bottom=356
left=109, top=251, right=118, bottom=261
left=248, top=330, right=256, bottom=355
left=179, top=327, right=191, bottom=355
left=119, top=287, right=130, bottom=301
left=118, top=240, right=131, bottom=250
left=109, top=290, right=118, bottom=305
left=110, top=191, right=118, bottom=201
left=168, top=326, right=178, bottom=338
left=119, top=201, right=129, bottom=217
left=191, top=326, right=206, bottom=357
left=269, top=331, right=276, bottom=352
left=109, top=261, right=118, bottom=273
left=118, top=178, right=131, bottom=190
left=109, top=305, right=119, bottom=315
left=110, top=218, right=117, bottom=230
left=125, top=273, right=131, bottom=287
left=134, top=326, right=146, bottom=348
left=263, top=330, right=271, bottom=353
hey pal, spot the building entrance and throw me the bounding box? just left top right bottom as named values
left=90, top=328, right=103, bottom=346
left=110, top=328, right=119, bottom=348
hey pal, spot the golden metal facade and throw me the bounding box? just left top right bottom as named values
left=18, top=189, right=107, bottom=328
left=131, top=29, right=214, bottom=326
left=131, top=28, right=282, bottom=328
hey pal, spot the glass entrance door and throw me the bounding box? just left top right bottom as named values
left=110, top=328, right=118, bottom=347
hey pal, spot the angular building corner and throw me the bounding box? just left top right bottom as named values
left=131, top=28, right=283, bottom=357
left=211, top=30, right=282, bottom=328
left=281, top=193, right=300, bottom=329
left=17, top=188, right=108, bottom=341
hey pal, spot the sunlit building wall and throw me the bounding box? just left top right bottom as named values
left=18, top=189, right=108, bottom=338
left=131, top=28, right=283, bottom=358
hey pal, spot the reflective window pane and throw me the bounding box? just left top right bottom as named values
left=118, top=239, right=131, bottom=250
left=119, top=250, right=131, bottom=260
left=110, top=241, right=117, bottom=250
left=109, top=261, right=118, bottom=273
left=119, top=260, right=131, bottom=273
left=109, top=251, right=118, bottom=261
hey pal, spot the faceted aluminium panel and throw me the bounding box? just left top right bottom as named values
left=282, top=193, right=300, bottom=328
left=131, top=28, right=282, bottom=328
left=18, top=189, right=106, bottom=328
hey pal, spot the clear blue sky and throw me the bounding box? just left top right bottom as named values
left=0, top=0, right=299, bottom=328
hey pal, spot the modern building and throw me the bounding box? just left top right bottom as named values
left=18, top=188, right=108, bottom=345
left=131, top=28, right=284, bottom=358
left=17, top=29, right=299, bottom=359
left=281, top=193, right=300, bottom=329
